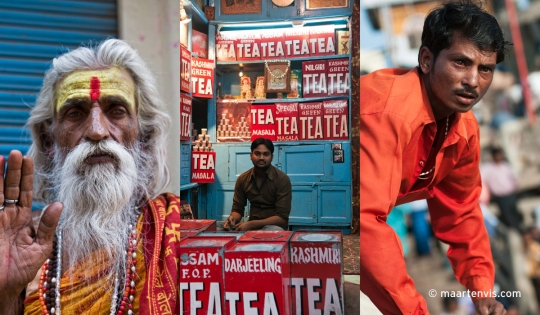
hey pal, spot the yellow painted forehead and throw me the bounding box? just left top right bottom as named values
left=54, top=67, right=136, bottom=111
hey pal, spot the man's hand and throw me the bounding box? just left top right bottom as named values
left=233, top=221, right=256, bottom=231
left=474, top=298, right=506, bottom=315
left=223, top=212, right=241, bottom=230
left=0, top=151, right=63, bottom=301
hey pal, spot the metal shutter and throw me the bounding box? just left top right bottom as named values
left=0, top=1, right=118, bottom=157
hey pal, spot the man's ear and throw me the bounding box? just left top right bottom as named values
left=418, top=46, right=433, bottom=75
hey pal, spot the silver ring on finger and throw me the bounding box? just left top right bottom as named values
left=4, top=199, right=18, bottom=204
left=0, top=205, right=4, bottom=210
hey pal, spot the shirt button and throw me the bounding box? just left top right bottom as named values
left=419, top=161, right=425, bottom=166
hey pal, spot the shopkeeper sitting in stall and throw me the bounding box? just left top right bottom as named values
left=223, top=138, right=292, bottom=231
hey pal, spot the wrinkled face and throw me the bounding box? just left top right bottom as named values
left=53, top=67, right=139, bottom=164
left=420, top=35, right=497, bottom=118
left=51, top=68, right=143, bottom=271
left=250, top=144, right=273, bottom=170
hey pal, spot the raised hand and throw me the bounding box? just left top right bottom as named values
left=0, top=151, right=63, bottom=301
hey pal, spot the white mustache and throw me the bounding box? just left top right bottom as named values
left=63, top=141, right=132, bottom=172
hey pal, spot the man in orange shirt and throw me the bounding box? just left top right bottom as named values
left=360, top=1, right=511, bottom=314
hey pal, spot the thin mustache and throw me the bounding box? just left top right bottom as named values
left=454, top=88, right=478, bottom=98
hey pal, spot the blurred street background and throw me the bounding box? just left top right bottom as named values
left=361, top=0, right=540, bottom=314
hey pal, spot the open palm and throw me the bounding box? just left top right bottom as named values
left=0, top=151, right=62, bottom=299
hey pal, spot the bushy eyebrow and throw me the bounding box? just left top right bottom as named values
left=61, top=97, right=89, bottom=109
left=55, top=97, right=88, bottom=118
left=101, top=95, right=130, bottom=105
left=100, top=95, right=134, bottom=110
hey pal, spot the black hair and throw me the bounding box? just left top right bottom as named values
left=251, top=138, right=274, bottom=153
left=420, top=0, right=511, bottom=65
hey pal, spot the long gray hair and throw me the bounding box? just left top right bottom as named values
left=27, top=39, right=170, bottom=203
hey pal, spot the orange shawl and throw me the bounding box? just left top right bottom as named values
left=24, top=193, right=180, bottom=315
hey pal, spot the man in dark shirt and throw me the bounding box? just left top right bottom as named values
left=224, top=138, right=292, bottom=231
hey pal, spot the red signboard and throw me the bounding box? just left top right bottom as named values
left=191, top=151, right=216, bottom=183
left=236, top=30, right=261, bottom=61
left=180, top=237, right=236, bottom=314
left=191, top=29, right=209, bottom=58
left=181, top=45, right=191, bottom=93
left=290, top=231, right=343, bottom=315
left=260, top=29, right=286, bottom=59
left=302, top=60, right=328, bottom=98
left=216, top=32, right=237, bottom=61
left=275, top=102, right=300, bottom=142
left=216, top=26, right=340, bottom=61
left=224, top=242, right=291, bottom=315
left=309, top=26, right=336, bottom=56
left=180, top=94, right=192, bottom=141
left=191, top=58, right=215, bottom=99
left=327, top=58, right=350, bottom=96
left=285, top=28, right=311, bottom=58
left=298, top=102, right=324, bottom=140
left=323, top=100, right=349, bottom=140
left=250, top=104, right=277, bottom=141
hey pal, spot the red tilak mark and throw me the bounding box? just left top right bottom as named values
left=90, top=76, right=100, bottom=101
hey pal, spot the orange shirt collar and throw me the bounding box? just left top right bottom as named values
left=413, top=67, right=470, bottom=146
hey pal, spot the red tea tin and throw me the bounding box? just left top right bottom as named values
left=180, top=230, right=201, bottom=241
left=180, top=236, right=236, bottom=314
left=181, top=219, right=217, bottom=233
left=224, top=242, right=291, bottom=315
left=290, top=230, right=343, bottom=315
left=198, top=231, right=246, bottom=239
left=237, top=230, right=293, bottom=243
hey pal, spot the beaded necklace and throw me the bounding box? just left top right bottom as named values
left=38, top=220, right=139, bottom=315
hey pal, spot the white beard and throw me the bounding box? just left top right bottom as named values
left=52, top=140, right=142, bottom=279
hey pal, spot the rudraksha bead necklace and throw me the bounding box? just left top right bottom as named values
left=38, top=221, right=139, bottom=315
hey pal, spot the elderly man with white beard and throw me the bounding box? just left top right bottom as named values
left=0, top=39, right=180, bottom=315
